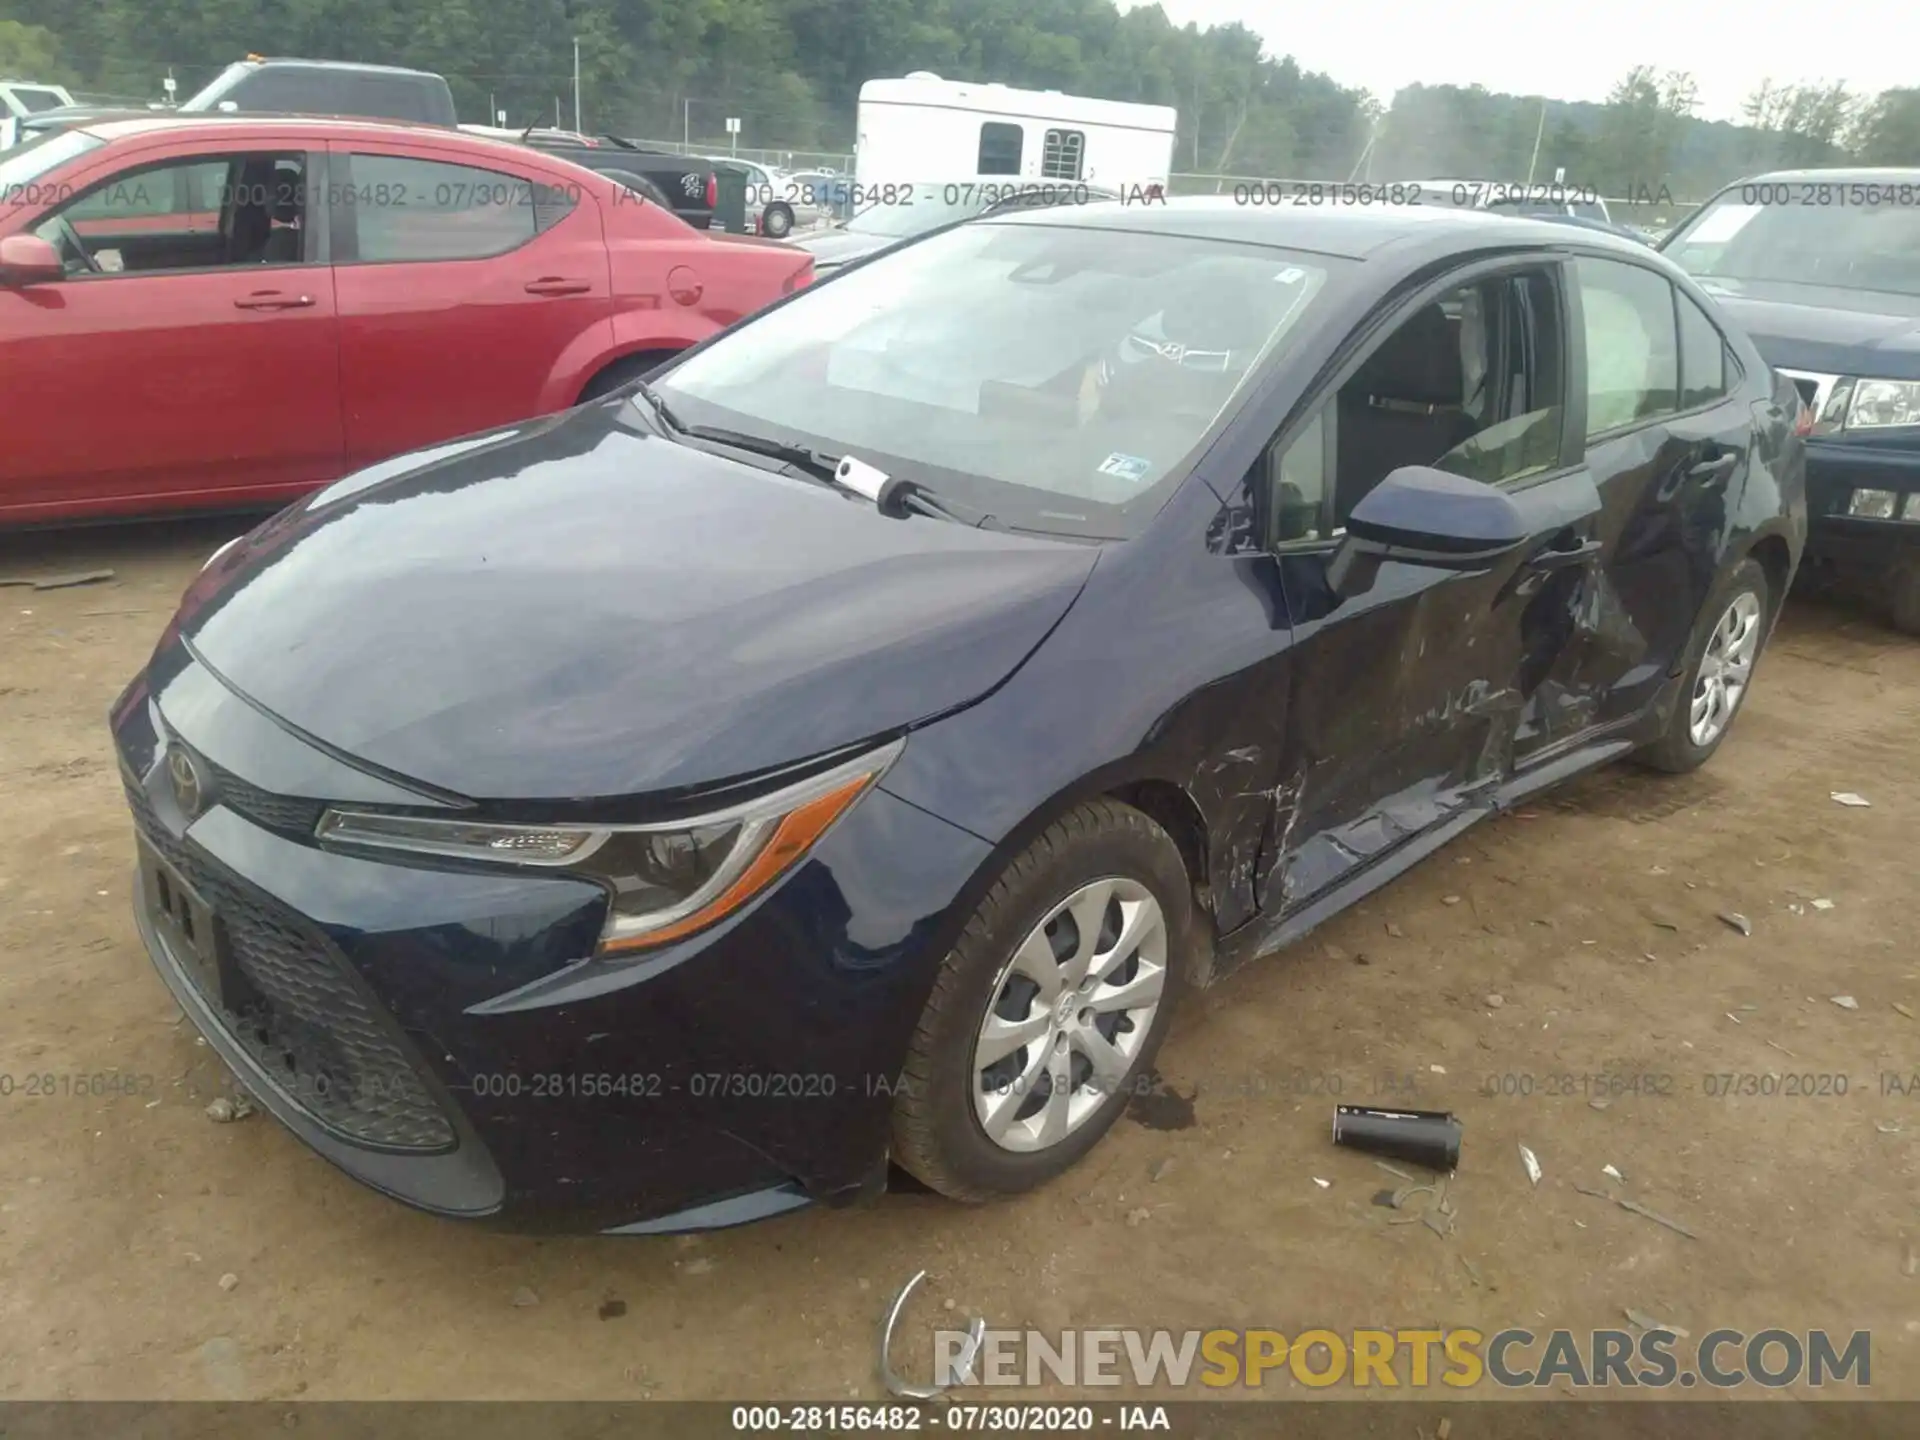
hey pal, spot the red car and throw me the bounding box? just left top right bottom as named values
left=0, top=116, right=812, bottom=523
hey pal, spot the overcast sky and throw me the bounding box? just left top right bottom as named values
left=1118, top=1, right=1904, bottom=122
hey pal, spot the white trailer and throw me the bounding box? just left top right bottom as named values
left=855, top=73, right=1175, bottom=193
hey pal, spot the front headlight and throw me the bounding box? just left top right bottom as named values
left=1846, top=378, right=1920, bottom=430
left=316, top=739, right=903, bottom=954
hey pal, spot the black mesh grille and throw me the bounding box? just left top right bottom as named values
left=126, top=779, right=456, bottom=1152
left=192, top=749, right=327, bottom=836
left=1789, top=376, right=1820, bottom=407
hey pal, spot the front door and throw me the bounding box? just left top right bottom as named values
left=1251, top=260, right=1603, bottom=914
left=0, top=146, right=342, bottom=521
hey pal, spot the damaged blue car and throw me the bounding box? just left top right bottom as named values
left=116, top=198, right=1806, bottom=1233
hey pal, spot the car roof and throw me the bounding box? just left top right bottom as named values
left=984, top=194, right=1652, bottom=262
left=229, top=58, right=442, bottom=78
left=1734, top=166, right=1920, bottom=186
left=72, top=113, right=468, bottom=144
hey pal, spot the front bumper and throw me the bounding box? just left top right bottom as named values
left=1804, top=440, right=1920, bottom=572
left=115, top=654, right=993, bottom=1233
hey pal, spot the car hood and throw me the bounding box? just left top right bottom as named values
left=178, top=404, right=1098, bottom=803
left=794, top=229, right=892, bottom=266
left=1695, top=277, right=1920, bottom=379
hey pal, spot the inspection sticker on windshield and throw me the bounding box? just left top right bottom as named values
left=1096, top=453, right=1154, bottom=484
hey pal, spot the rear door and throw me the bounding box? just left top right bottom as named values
left=0, top=141, right=342, bottom=521
left=327, top=140, right=614, bottom=467
left=1563, top=254, right=1752, bottom=726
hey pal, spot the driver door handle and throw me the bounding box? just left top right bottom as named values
left=1688, top=452, right=1740, bottom=486
left=1528, top=536, right=1604, bottom=572
left=525, top=276, right=591, bottom=296
left=234, top=291, right=313, bottom=310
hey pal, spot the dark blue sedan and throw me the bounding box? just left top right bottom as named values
left=115, top=198, right=1806, bottom=1234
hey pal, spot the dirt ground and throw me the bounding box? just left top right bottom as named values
left=1, top=516, right=1916, bottom=1404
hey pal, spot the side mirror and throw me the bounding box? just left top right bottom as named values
left=1327, top=465, right=1529, bottom=598
left=0, top=233, right=65, bottom=287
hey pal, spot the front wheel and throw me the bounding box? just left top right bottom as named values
left=1636, top=558, right=1771, bottom=774
left=761, top=202, right=795, bottom=238
left=890, top=800, right=1190, bottom=1202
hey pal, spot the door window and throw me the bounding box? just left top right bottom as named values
left=1676, top=289, right=1731, bottom=409
left=1576, top=256, right=1679, bottom=435
left=337, top=155, right=576, bottom=262
left=1041, top=130, right=1085, bottom=181
left=978, top=123, right=1023, bottom=176
left=36, top=152, right=308, bottom=275
left=1252, top=268, right=1566, bottom=542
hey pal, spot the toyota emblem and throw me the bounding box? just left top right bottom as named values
left=166, top=745, right=204, bottom=819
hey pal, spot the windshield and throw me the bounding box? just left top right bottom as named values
left=0, top=128, right=101, bottom=193
left=181, top=63, right=250, bottom=111
left=1665, top=189, right=1920, bottom=297
left=10, top=87, right=69, bottom=114
left=655, top=219, right=1337, bottom=539
left=844, top=184, right=984, bottom=239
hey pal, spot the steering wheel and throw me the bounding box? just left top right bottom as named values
left=50, top=216, right=101, bottom=275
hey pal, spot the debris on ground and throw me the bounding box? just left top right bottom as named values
left=1905, top=1246, right=1918, bottom=1279
left=510, top=1287, right=540, bottom=1307
left=1125, top=1207, right=1151, bottom=1226
left=1375, top=1161, right=1417, bottom=1181
left=1617, top=1197, right=1700, bottom=1240
left=1333, top=1105, right=1462, bottom=1171
left=1590, top=1098, right=1611, bottom=1111
left=1385, top=922, right=1406, bottom=938
left=0, top=569, right=117, bottom=590
left=1718, top=912, right=1752, bottom=936
left=1312, top=1177, right=1331, bottom=1189
left=1442, top=895, right=1462, bottom=906
left=1812, top=898, right=1836, bottom=911
left=1602, top=1164, right=1624, bottom=1182
left=1519, top=1144, right=1542, bottom=1186
left=1457, top=1255, right=1485, bottom=1289
left=1831, top=995, right=1860, bottom=1010
left=879, top=1270, right=986, bottom=1399
left=1624, top=1308, right=1690, bottom=1338
left=1894, top=1003, right=1916, bottom=1020
left=1149, top=1156, right=1176, bottom=1182
left=1485, top=993, right=1505, bottom=1009
left=599, top=1299, right=628, bottom=1320
left=204, top=1094, right=255, bottom=1124
left=218, top=1272, right=239, bottom=1292
left=1830, top=792, right=1872, bottom=808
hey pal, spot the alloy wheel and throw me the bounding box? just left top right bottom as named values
left=1689, top=590, right=1763, bottom=748
left=971, top=877, right=1167, bottom=1153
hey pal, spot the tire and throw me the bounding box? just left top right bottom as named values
left=1889, top=547, right=1920, bottom=637
left=762, top=202, right=794, bottom=238
left=1636, top=558, right=1772, bottom=774
left=890, top=799, right=1191, bottom=1202
left=577, top=351, right=675, bottom=404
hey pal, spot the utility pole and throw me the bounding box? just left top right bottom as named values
left=573, top=38, right=582, bottom=134
left=684, top=97, right=691, bottom=148
left=1526, top=98, right=1548, bottom=185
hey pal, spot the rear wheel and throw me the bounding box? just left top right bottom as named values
left=762, top=202, right=795, bottom=238
left=1889, top=547, right=1920, bottom=637
left=577, top=351, right=676, bottom=404
left=890, top=800, right=1189, bottom=1202
left=1636, top=558, right=1771, bottom=773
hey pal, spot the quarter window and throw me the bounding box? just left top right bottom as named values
left=1576, top=256, right=1679, bottom=436
left=1041, top=129, right=1084, bottom=181
left=978, top=122, right=1023, bottom=176
left=340, top=155, right=574, bottom=262
left=1676, top=290, right=1730, bottom=408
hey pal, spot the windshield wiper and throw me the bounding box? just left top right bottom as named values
left=832, top=454, right=1003, bottom=530
left=636, top=387, right=1000, bottom=529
